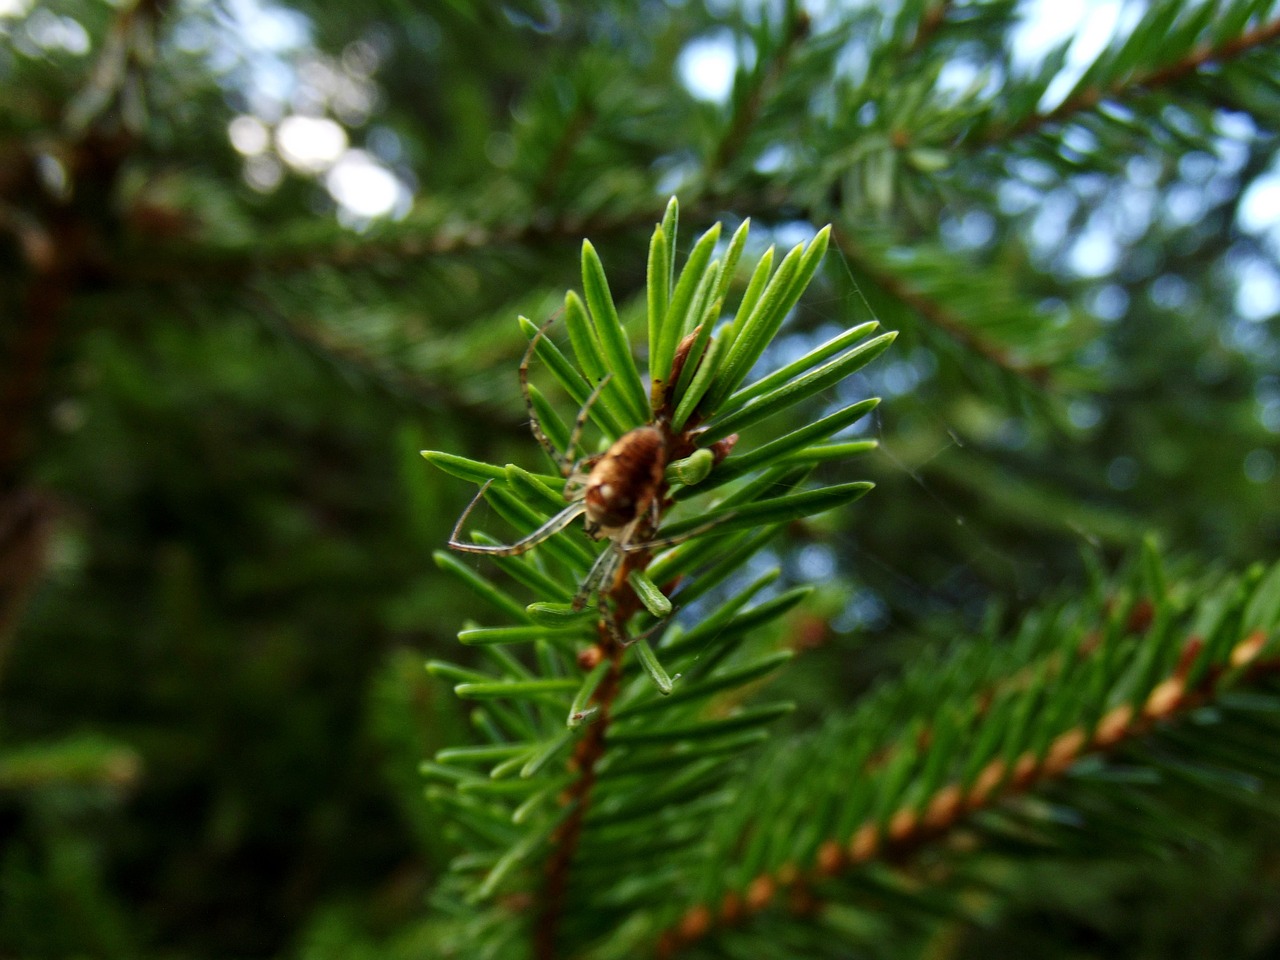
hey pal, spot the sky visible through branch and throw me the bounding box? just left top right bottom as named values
left=5, top=0, right=1276, bottom=602
left=193, top=0, right=1278, bottom=609
left=10, top=0, right=1269, bottom=307
left=197, top=0, right=1280, bottom=311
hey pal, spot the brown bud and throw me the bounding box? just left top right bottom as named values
left=1231, top=629, right=1267, bottom=668
left=1144, top=677, right=1184, bottom=719
left=849, top=823, right=878, bottom=862
left=710, top=433, right=739, bottom=464
left=678, top=904, right=711, bottom=941
left=888, top=807, right=918, bottom=843
left=968, top=759, right=1007, bottom=806
left=1093, top=704, right=1134, bottom=747
left=1043, top=728, right=1087, bottom=775
left=664, top=326, right=704, bottom=409
left=746, top=875, right=775, bottom=911
left=816, top=839, right=846, bottom=875
left=1012, top=751, right=1040, bottom=789
left=923, top=784, right=964, bottom=830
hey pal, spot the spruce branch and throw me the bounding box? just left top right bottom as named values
left=654, top=553, right=1280, bottom=957
left=245, top=290, right=525, bottom=424
left=425, top=200, right=892, bottom=958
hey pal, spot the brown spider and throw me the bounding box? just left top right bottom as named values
left=448, top=321, right=684, bottom=616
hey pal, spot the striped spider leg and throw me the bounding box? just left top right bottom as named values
left=447, top=318, right=621, bottom=565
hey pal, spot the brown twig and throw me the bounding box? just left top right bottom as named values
left=707, top=10, right=811, bottom=178
left=0, top=236, right=76, bottom=490
left=831, top=227, right=1052, bottom=386
left=245, top=291, right=528, bottom=427
left=533, top=411, right=707, bottom=957
left=988, top=15, right=1280, bottom=143
left=533, top=622, right=624, bottom=960
left=858, top=597, right=1156, bottom=777
left=657, top=625, right=1279, bottom=956
left=534, top=101, right=597, bottom=203
left=0, top=0, right=174, bottom=671
left=907, top=0, right=951, bottom=56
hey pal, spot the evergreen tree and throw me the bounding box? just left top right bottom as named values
left=2, top=1, right=1279, bottom=958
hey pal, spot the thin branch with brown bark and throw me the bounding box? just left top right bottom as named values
left=657, top=625, right=1279, bottom=956
left=984, top=15, right=1280, bottom=143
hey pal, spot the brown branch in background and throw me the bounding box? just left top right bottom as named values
left=0, top=0, right=174, bottom=675
left=0, top=218, right=78, bottom=675
left=116, top=186, right=802, bottom=282
left=708, top=9, right=811, bottom=178
left=534, top=100, right=596, bottom=203
left=989, top=15, right=1280, bottom=143
left=907, top=0, right=951, bottom=56
left=119, top=200, right=672, bottom=282
left=137, top=189, right=1057, bottom=413
left=657, top=625, right=1278, bottom=957
left=0, top=236, right=76, bottom=490
left=245, top=292, right=526, bottom=429
left=0, top=489, right=57, bottom=685
left=831, top=228, right=1051, bottom=386
left=1, top=0, right=176, bottom=472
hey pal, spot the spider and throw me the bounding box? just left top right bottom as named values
left=448, top=320, right=693, bottom=623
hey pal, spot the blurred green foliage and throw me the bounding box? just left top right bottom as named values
left=1, top=0, right=1279, bottom=957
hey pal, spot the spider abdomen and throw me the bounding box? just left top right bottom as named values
left=584, top=426, right=665, bottom=531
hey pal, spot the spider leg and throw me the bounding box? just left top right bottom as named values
left=520, top=315, right=612, bottom=478
left=520, top=317, right=574, bottom=473
left=597, top=591, right=629, bottom=646
left=572, top=543, right=622, bottom=610
left=619, top=510, right=739, bottom=554
left=593, top=575, right=680, bottom=649
left=620, top=611, right=674, bottom=648
left=563, top=373, right=613, bottom=470
left=449, top=481, right=588, bottom=555
left=562, top=469, right=591, bottom=504
left=572, top=504, right=655, bottom=608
